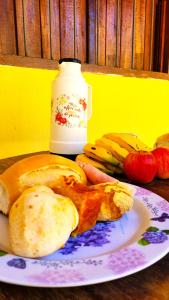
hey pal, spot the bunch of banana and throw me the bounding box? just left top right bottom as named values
left=76, top=133, right=151, bottom=175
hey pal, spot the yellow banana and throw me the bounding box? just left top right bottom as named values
left=96, top=137, right=128, bottom=162
left=154, top=133, right=169, bottom=148
left=83, top=143, right=121, bottom=166
left=103, top=162, right=123, bottom=174
left=104, top=133, right=151, bottom=152
left=76, top=154, right=114, bottom=174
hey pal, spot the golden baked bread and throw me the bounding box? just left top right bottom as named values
left=0, top=154, right=86, bottom=215
left=52, top=176, right=135, bottom=233
left=96, top=182, right=134, bottom=221
left=52, top=176, right=104, bottom=235
left=9, top=185, right=79, bottom=258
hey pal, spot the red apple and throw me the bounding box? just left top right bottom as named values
left=123, top=151, right=157, bottom=183
left=152, top=147, right=169, bottom=179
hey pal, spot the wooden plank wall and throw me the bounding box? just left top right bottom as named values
left=0, top=0, right=168, bottom=72
left=88, top=0, right=157, bottom=70
left=153, top=0, right=169, bottom=73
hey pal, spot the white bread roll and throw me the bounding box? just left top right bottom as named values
left=9, top=185, right=79, bottom=258
left=0, top=154, right=86, bottom=215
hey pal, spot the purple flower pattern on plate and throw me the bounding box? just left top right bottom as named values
left=107, top=248, right=146, bottom=274
left=7, top=258, right=26, bottom=269
left=138, top=226, right=169, bottom=246
left=143, top=231, right=168, bottom=243
left=28, top=269, right=85, bottom=284
left=151, top=213, right=169, bottom=222
left=58, top=221, right=115, bottom=255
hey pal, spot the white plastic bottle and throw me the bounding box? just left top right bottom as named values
left=50, top=58, right=92, bottom=155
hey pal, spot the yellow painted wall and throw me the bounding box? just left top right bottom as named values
left=0, top=65, right=169, bottom=159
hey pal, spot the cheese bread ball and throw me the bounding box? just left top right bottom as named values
left=9, top=185, right=78, bottom=258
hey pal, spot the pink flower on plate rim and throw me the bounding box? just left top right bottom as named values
left=135, top=187, right=151, bottom=197
left=106, top=247, right=146, bottom=275
left=156, top=200, right=169, bottom=213
left=27, top=269, right=85, bottom=285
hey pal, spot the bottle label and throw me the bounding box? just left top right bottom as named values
left=53, top=94, right=87, bottom=128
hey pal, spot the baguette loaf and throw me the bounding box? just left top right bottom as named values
left=0, top=154, right=87, bottom=215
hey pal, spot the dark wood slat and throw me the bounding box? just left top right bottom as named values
left=164, top=0, right=169, bottom=73
left=159, top=0, right=167, bottom=72
left=60, top=0, right=74, bottom=58
left=106, top=0, right=117, bottom=66
left=74, top=0, right=86, bottom=63
left=133, top=0, right=146, bottom=70
left=40, top=0, right=51, bottom=59
left=120, top=0, right=134, bottom=68
left=153, top=0, right=160, bottom=71
left=116, top=0, right=121, bottom=67
left=15, top=0, right=25, bottom=56
left=87, top=0, right=97, bottom=64
left=144, top=0, right=154, bottom=71
left=153, top=0, right=169, bottom=73
left=50, top=0, right=60, bottom=60
left=97, top=0, right=106, bottom=65
left=149, top=0, right=158, bottom=71
left=0, top=0, right=16, bottom=55
left=23, top=0, right=41, bottom=57
left=0, top=54, right=168, bottom=80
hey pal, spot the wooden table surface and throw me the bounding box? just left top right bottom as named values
left=0, top=153, right=169, bottom=300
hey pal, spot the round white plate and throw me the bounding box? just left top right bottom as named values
left=0, top=185, right=169, bottom=287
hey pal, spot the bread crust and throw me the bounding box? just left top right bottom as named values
left=0, top=154, right=87, bottom=214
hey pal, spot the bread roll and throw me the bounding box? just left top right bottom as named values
left=9, top=185, right=79, bottom=258
left=0, top=154, right=86, bottom=214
